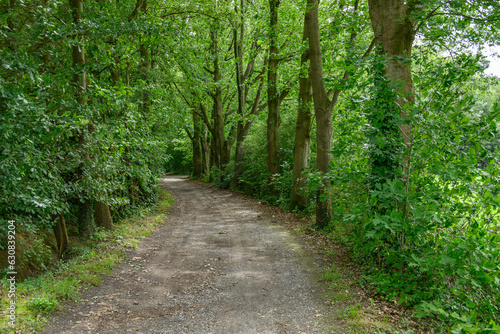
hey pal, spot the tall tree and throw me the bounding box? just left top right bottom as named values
left=69, top=0, right=96, bottom=237
left=367, top=0, right=418, bottom=218
left=305, top=0, right=369, bottom=227
left=306, top=0, right=334, bottom=228
left=211, top=25, right=227, bottom=170
left=233, top=0, right=247, bottom=187
left=231, top=1, right=267, bottom=188
left=266, top=0, right=281, bottom=191
left=290, top=14, right=312, bottom=211
left=192, top=106, right=203, bottom=177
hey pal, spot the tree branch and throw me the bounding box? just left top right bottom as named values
left=128, top=0, right=146, bottom=22
left=184, top=126, right=193, bottom=141
left=199, top=104, right=215, bottom=135
left=203, top=66, right=215, bottom=75
left=172, top=82, right=192, bottom=108
left=362, top=37, right=376, bottom=58
left=414, top=5, right=441, bottom=33
left=277, top=88, right=290, bottom=105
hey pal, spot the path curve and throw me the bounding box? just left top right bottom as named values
left=45, top=176, right=337, bottom=334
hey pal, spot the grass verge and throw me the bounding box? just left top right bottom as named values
left=0, top=187, right=173, bottom=334
left=296, top=228, right=423, bottom=334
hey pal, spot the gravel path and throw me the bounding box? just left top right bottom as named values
left=44, top=176, right=340, bottom=334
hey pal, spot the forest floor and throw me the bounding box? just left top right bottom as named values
left=43, top=175, right=416, bottom=334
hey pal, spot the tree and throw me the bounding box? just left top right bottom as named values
left=290, top=14, right=312, bottom=211
left=305, top=0, right=336, bottom=228
left=367, top=0, right=417, bottom=218
left=69, top=0, right=97, bottom=239
left=0, top=0, right=172, bottom=258
left=266, top=0, right=281, bottom=190
left=266, top=0, right=290, bottom=193
left=232, top=0, right=268, bottom=188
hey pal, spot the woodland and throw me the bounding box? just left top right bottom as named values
left=1, top=0, right=500, bottom=332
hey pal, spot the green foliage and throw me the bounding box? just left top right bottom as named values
left=22, top=235, right=53, bottom=272
left=27, top=296, right=60, bottom=315
left=0, top=0, right=172, bottom=243
left=329, top=47, right=500, bottom=331
left=235, top=110, right=299, bottom=206
left=164, top=133, right=192, bottom=175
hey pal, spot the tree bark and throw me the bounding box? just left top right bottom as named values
left=233, top=0, right=245, bottom=188
left=211, top=28, right=226, bottom=171
left=192, top=106, right=203, bottom=177
left=306, top=0, right=334, bottom=228
left=201, top=126, right=210, bottom=174
left=266, top=0, right=281, bottom=192
left=52, top=213, right=69, bottom=258
left=291, top=14, right=313, bottom=211
left=95, top=200, right=113, bottom=230
left=139, top=41, right=150, bottom=113
left=221, top=127, right=235, bottom=168
left=70, top=0, right=96, bottom=236
left=368, top=0, right=416, bottom=216
left=210, top=135, right=216, bottom=173
left=70, top=0, right=86, bottom=101
left=78, top=199, right=95, bottom=237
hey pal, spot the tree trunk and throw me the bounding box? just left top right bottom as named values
left=70, top=0, right=96, bottom=236
left=214, top=71, right=225, bottom=170
left=266, top=0, right=281, bottom=193
left=291, top=15, right=313, bottom=211
left=211, top=28, right=226, bottom=171
left=306, top=0, right=334, bottom=228
left=221, top=129, right=235, bottom=168
left=368, top=0, right=416, bottom=216
left=78, top=199, right=95, bottom=237
left=192, top=106, right=203, bottom=177
left=139, top=41, right=150, bottom=113
left=52, top=213, right=69, bottom=258
left=233, top=0, right=245, bottom=189
left=210, top=135, right=216, bottom=171
left=233, top=133, right=245, bottom=188
left=70, top=0, right=86, bottom=102
left=95, top=201, right=113, bottom=230
left=201, top=126, right=210, bottom=174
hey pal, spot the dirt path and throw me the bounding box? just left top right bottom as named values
left=45, top=176, right=341, bottom=333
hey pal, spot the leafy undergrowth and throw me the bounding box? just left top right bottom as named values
left=293, top=225, right=427, bottom=334
left=0, top=188, right=173, bottom=334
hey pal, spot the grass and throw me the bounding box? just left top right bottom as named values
left=0, top=187, right=173, bottom=334
left=341, top=302, right=362, bottom=320
left=320, top=256, right=418, bottom=333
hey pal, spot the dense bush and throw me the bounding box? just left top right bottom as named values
left=0, top=0, right=172, bottom=264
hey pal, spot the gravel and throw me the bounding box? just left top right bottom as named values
left=44, top=176, right=341, bottom=334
